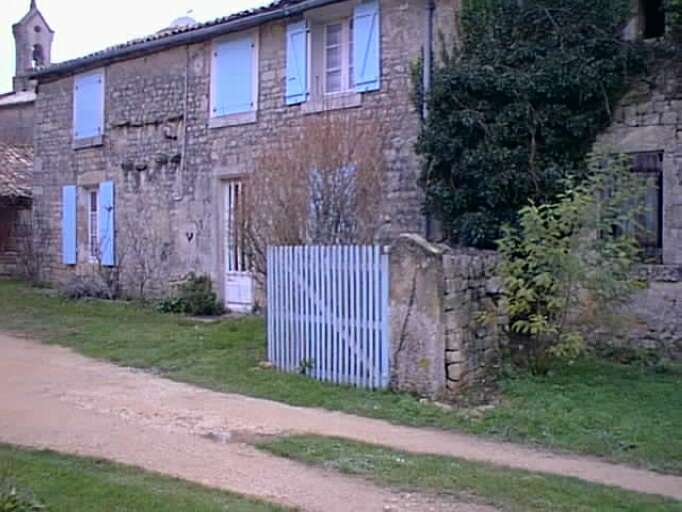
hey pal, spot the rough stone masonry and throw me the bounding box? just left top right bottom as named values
left=31, top=0, right=460, bottom=304
left=389, top=234, right=505, bottom=400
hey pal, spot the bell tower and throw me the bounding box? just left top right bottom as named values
left=12, top=0, right=54, bottom=92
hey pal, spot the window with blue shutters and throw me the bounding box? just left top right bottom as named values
left=73, top=70, right=104, bottom=140
left=286, top=20, right=308, bottom=105
left=291, top=1, right=381, bottom=107
left=98, top=181, right=115, bottom=267
left=353, top=0, right=381, bottom=93
left=211, top=31, right=258, bottom=118
left=62, top=185, right=77, bottom=265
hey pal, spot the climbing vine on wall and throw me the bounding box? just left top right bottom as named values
left=416, top=0, right=648, bottom=248
left=666, top=0, right=682, bottom=39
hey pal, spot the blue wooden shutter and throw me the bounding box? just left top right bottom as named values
left=353, top=0, right=381, bottom=93
left=213, top=35, right=254, bottom=116
left=98, top=181, right=115, bottom=267
left=62, top=185, right=77, bottom=265
left=74, top=72, right=104, bottom=139
left=286, top=20, right=308, bottom=105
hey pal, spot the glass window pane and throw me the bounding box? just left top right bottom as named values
left=326, top=23, right=342, bottom=46
left=326, top=46, right=341, bottom=70
left=349, top=19, right=354, bottom=88
left=326, top=70, right=342, bottom=93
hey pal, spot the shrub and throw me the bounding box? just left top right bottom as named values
left=60, top=274, right=114, bottom=300
left=0, top=478, right=45, bottom=512
left=158, top=273, right=224, bottom=316
left=242, top=114, right=387, bottom=282
left=497, top=153, right=646, bottom=374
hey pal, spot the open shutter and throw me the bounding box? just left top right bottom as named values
left=286, top=20, right=308, bottom=105
left=74, top=72, right=104, bottom=139
left=213, top=35, right=254, bottom=116
left=62, top=185, right=77, bottom=265
left=353, top=0, right=381, bottom=93
left=98, top=181, right=115, bottom=267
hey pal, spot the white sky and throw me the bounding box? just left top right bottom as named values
left=1, top=0, right=271, bottom=93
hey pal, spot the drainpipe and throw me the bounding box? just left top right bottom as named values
left=423, top=0, right=435, bottom=239
left=423, top=0, right=435, bottom=121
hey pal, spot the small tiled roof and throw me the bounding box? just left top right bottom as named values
left=0, top=91, right=36, bottom=107
left=0, top=143, right=32, bottom=199
left=32, top=0, right=312, bottom=79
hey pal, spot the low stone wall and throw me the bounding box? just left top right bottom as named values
left=603, top=265, right=682, bottom=361
left=442, top=251, right=504, bottom=395
left=388, top=234, right=505, bottom=400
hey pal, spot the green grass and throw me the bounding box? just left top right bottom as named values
left=1, top=280, right=681, bottom=474
left=0, top=444, right=285, bottom=512
left=259, top=435, right=682, bottom=512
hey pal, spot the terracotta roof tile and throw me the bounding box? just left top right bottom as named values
left=33, top=0, right=308, bottom=77
left=0, top=144, right=32, bottom=199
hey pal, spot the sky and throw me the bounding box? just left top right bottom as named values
left=0, top=0, right=271, bottom=93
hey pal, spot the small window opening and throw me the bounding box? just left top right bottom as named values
left=631, top=151, right=664, bottom=263
left=642, top=0, right=666, bottom=39
left=34, top=25, right=41, bottom=33
left=32, top=44, right=45, bottom=68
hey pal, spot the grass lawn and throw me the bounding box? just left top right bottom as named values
left=0, top=444, right=285, bottom=512
left=259, top=435, right=681, bottom=512
left=1, top=280, right=680, bottom=474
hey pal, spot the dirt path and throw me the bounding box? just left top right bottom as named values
left=0, top=335, right=680, bottom=508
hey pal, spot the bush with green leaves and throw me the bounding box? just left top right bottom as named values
left=417, top=0, right=647, bottom=248
left=158, top=273, right=224, bottom=316
left=497, top=154, right=646, bottom=374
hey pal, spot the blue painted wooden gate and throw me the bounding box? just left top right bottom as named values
left=267, top=245, right=390, bottom=389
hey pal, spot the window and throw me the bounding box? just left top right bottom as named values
left=631, top=151, right=664, bottom=262
left=285, top=0, right=380, bottom=107
left=642, top=0, right=665, bottom=39
left=324, top=19, right=354, bottom=94
left=211, top=30, right=259, bottom=122
left=73, top=70, right=104, bottom=141
left=88, top=189, right=99, bottom=261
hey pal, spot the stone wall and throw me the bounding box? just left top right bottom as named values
left=0, top=102, right=34, bottom=145
left=387, top=233, right=682, bottom=401
left=32, top=0, right=445, bottom=301
left=596, top=59, right=682, bottom=265
left=592, top=265, right=682, bottom=361
left=389, top=234, right=504, bottom=400
left=595, top=55, right=682, bottom=360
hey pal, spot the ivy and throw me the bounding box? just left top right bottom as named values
left=666, top=0, right=682, bottom=40
left=416, top=0, right=647, bottom=248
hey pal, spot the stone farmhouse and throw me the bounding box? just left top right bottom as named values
left=28, top=0, right=459, bottom=310
left=9, top=0, right=681, bottom=333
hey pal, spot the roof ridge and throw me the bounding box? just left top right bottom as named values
left=32, top=0, right=306, bottom=78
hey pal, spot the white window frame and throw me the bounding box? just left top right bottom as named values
left=209, top=29, right=260, bottom=128
left=301, top=1, right=364, bottom=114
left=323, top=18, right=354, bottom=95
left=87, top=188, right=99, bottom=262
left=72, top=69, right=105, bottom=143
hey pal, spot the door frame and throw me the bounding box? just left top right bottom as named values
left=221, top=179, right=254, bottom=312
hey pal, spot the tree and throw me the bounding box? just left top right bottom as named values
left=117, top=196, right=173, bottom=300
left=417, top=0, right=647, bottom=248
left=497, top=153, right=646, bottom=374
left=242, top=114, right=388, bottom=281
left=15, top=208, right=50, bottom=285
